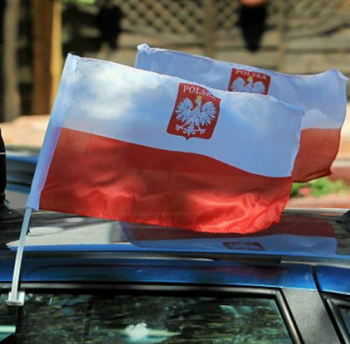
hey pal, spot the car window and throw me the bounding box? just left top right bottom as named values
left=0, top=292, right=294, bottom=343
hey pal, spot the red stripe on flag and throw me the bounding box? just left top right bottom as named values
left=40, top=128, right=293, bottom=234
left=293, top=128, right=341, bottom=182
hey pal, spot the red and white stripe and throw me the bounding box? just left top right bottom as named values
left=27, top=54, right=303, bottom=234
left=136, top=44, right=348, bottom=182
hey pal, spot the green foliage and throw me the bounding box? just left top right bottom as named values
left=290, top=177, right=349, bottom=198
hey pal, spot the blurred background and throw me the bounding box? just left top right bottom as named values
left=2, top=0, right=350, bottom=120
left=1, top=0, right=350, bottom=207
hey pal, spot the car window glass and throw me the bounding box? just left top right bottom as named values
left=0, top=293, right=293, bottom=343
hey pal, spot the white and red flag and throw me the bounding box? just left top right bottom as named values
left=27, top=54, right=303, bottom=234
left=135, top=44, right=348, bottom=182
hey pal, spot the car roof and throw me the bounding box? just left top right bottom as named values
left=1, top=208, right=350, bottom=265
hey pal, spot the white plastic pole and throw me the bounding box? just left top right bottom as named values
left=7, top=207, right=32, bottom=306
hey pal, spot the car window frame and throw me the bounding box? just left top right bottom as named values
left=324, top=294, right=350, bottom=344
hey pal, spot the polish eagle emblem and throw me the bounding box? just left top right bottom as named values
left=231, top=76, right=266, bottom=94
left=174, top=96, right=217, bottom=137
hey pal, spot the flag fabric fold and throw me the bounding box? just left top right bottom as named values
left=135, top=44, right=348, bottom=182
left=27, top=54, right=303, bottom=234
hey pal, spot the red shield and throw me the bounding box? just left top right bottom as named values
left=228, top=68, right=271, bottom=95
left=167, top=83, right=221, bottom=140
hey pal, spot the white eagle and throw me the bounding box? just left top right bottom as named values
left=231, top=76, right=265, bottom=94
left=175, top=96, right=217, bottom=137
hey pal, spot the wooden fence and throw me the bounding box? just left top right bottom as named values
left=117, top=0, right=349, bottom=37
left=60, top=0, right=350, bottom=68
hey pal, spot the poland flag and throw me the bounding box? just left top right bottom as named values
left=27, top=54, right=303, bottom=234
left=135, top=44, right=348, bottom=183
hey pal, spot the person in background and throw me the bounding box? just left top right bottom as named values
left=238, top=0, right=267, bottom=52
left=96, top=0, right=123, bottom=59
left=0, top=127, right=22, bottom=222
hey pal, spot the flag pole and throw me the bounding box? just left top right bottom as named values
left=7, top=207, right=33, bottom=306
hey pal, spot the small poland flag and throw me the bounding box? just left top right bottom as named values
left=27, top=54, right=303, bottom=234
left=135, top=44, right=348, bottom=183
